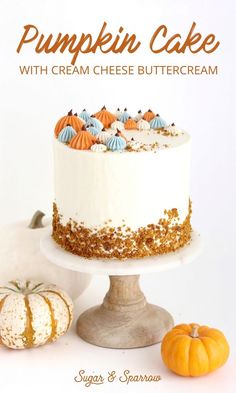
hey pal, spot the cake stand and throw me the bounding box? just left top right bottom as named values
left=40, top=231, right=202, bottom=349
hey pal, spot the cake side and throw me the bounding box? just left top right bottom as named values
left=52, top=200, right=192, bottom=259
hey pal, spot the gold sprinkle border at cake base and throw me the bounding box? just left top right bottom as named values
left=52, top=201, right=192, bottom=260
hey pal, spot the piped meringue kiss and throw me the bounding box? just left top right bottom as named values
left=94, top=105, right=116, bottom=128
left=128, top=138, right=142, bottom=151
left=115, top=108, right=122, bottom=118
left=96, top=128, right=111, bottom=144
left=150, top=114, right=167, bottom=129
left=86, top=116, right=103, bottom=131
left=69, top=126, right=96, bottom=150
left=143, top=109, right=155, bottom=122
left=164, top=123, right=182, bottom=135
left=91, top=143, right=107, bottom=152
left=87, top=126, right=99, bottom=137
left=137, top=119, right=150, bottom=131
left=124, top=117, right=137, bottom=130
left=106, top=132, right=127, bottom=152
left=111, top=120, right=125, bottom=131
left=58, top=125, right=77, bottom=143
left=118, top=108, right=130, bottom=123
left=134, top=110, right=143, bottom=122
left=79, top=109, right=90, bottom=122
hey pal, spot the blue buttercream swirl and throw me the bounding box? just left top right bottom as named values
left=87, top=126, right=99, bottom=137
left=86, top=117, right=103, bottom=131
left=58, top=125, right=77, bottom=143
left=79, top=109, right=90, bottom=122
left=150, top=115, right=167, bottom=129
left=106, top=135, right=127, bottom=152
left=118, top=109, right=130, bottom=123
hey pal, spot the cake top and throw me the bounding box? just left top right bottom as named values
left=54, top=107, right=189, bottom=153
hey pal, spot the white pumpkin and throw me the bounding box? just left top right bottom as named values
left=0, top=280, right=73, bottom=349
left=0, top=211, right=91, bottom=300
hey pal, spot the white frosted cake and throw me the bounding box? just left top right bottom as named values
left=52, top=107, right=192, bottom=259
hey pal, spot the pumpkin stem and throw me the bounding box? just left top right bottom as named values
left=28, top=210, right=45, bottom=229
left=190, top=325, right=199, bottom=338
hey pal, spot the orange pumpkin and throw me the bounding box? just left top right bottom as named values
left=161, top=323, right=230, bottom=377
left=94, top=106, right=116, bottom=128
left=143, top=109, right=155, bottom=122
left=69, top=126, right=96, bottom=150
left=124, top=117, right=137, bottom=130
left=54, top=110, right=84, bottom=136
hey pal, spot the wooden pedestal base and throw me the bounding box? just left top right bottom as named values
left=41, top=231, right=202, bottom=349
left=76, top=275, right=174, bottom=349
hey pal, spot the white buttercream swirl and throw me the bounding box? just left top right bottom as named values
left=164, top=123, right=182, bottom=136
left=91, top=143, right=107, bottom=152
left=137, top=119, right=150, bottom=131
left=111, top=120, right=125, bottom=131
left=134, top=111, right=143, bottom=122
left=115, top=108, right=122, bottom=118
left=128, top=139, right=142, bottom=151
left=96, top=130, right=111, bottom=144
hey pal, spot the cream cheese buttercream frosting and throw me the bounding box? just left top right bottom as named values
left=52, top=106, right=192, bottom=259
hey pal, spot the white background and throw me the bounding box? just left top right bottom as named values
left=0, top=0, right=235, bottom=392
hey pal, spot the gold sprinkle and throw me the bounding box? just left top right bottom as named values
left=52, top=201, right=192, bottom=260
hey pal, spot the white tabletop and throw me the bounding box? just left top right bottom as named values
left=40, top=230, right=202, bottom=276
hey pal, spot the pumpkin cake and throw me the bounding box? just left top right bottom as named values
left=52, top=107, right=191, bottom=260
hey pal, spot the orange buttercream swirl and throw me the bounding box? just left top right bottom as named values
left=94, top=106, right=117, bottom=128
left=69, top=128, right=96, bottom=150
left=54, top=110, right=84, bottom=136
left=124, top=118, right=137, bottom=130
left=143, top=109, right=155, bottom=122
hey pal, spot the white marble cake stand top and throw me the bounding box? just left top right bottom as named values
left=40, top=229, right=202, bottom=276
